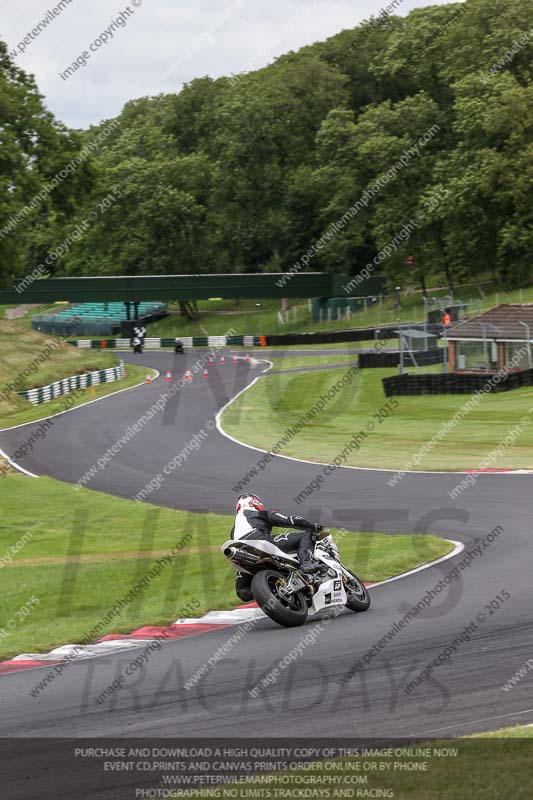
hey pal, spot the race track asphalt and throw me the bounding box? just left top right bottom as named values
left=1, top=351, right=532, bottom=740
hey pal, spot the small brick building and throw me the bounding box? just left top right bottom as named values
left=447, top=304, right=533, bottom=372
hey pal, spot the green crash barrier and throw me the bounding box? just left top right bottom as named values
left=17, top=363, right=126, bottom=405
left=65, top=335, right=251, bottom=348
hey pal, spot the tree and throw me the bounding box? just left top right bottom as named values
left=3, top=0, right=531, bottom=293
left=0, top=41, right=91, bottom=287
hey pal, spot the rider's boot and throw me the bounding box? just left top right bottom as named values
left=299, top=550, right=323, bottom=577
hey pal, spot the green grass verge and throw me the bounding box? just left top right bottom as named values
left=0, top=474, right=451, bottom=659
left=0, top=317, right=153, bottom=428
left=268, top=354, right=358, bottom=371
left=222, top=365, right=533, bottom=471
left=219, top=729, right=533, bottom=800
left=0, top=305, right=20, bottom=319
left=0, top=318, right=122, bottom=417
left=472, top=725, right=533, bottom=738
left=0, top=362, right=150, bottom=429
left=0, top=302, right=71, bottom=325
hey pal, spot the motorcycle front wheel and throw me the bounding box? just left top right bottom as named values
left=343, top=569, right=371, bottom=612
left=252, top=569, right=308, bottom=627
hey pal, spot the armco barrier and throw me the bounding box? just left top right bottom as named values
left=65, top=326, right=444, bottom=350
left=66, top=335, right=262, bottom=349
left=17, top=361, right=126, bottom=405
left=382, top=367, right=533, bottom=397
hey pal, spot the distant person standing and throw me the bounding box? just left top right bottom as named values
left=174, top=338, right=184, bottom=354
left=442, top=310, right=452, bottom=327
left=132, top=335, right=143, bottom=354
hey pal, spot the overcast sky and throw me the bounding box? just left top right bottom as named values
left=2, top=0, right=457, bottom=129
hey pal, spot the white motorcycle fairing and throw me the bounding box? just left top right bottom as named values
left=308, top=549, right=347, bottom=615
left=221, top=538, right=348, bottom=615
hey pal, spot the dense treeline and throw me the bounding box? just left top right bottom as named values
left=1, top=0, right=532, bottom=294
left=0, top=43, right=94, bottom=289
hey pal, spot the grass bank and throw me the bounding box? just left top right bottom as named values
left=268, top=354, right=358, bottom=371
left=0, top=473, right=451, bottom=659
left=221, top=365, right=533, bottom=471
left=0, top=318, right=150, bottom=428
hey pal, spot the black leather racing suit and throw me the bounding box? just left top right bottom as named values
left=231, top=508, right=320, bottom=602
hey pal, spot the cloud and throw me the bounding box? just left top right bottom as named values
left=3, top=0, right=458, bottom=129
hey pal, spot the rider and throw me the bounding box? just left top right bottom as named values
left=231, top=493, right=324, bottom=602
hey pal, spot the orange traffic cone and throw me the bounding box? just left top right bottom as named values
left=220, top=355, right=225, bottom=365
left=245, top=354, right=251, bottom=363
left=185, top=369, right=192, bottom=383
left=208, top=356, right=215, bottom=366
left=165, top=371, right=172, bottom=383
left=146, top=373, right=152, bottom=384
left=203, top=369, right=209, bottom=379
left=232, top=355, right=238, bottom=364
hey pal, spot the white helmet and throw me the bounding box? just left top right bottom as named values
left=235, top=493, right=264, bottom=512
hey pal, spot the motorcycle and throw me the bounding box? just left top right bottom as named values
left=221, top=530, right=370, bottom=628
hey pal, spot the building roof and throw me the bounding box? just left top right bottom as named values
left=447, top=305, right=533, bottom=340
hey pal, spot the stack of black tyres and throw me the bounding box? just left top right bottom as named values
left=383, top=365, right=533, bottom=396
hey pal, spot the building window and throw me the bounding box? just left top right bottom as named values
left=455, top=341, right=498, bottom=371
left=505, top=343, right=531, bottom=370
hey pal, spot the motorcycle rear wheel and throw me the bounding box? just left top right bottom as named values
left=252, top=569, right=308, bottom=627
